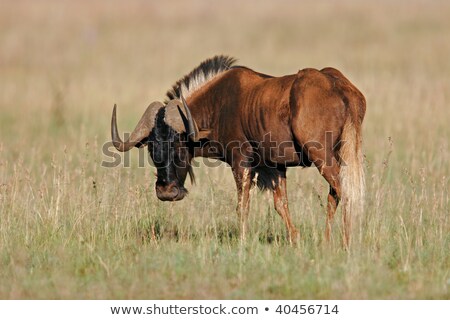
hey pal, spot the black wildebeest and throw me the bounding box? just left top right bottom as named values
left=111, top=55, right=366, bottom=247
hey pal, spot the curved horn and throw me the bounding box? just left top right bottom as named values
left=180, top=91, right=199, bottom=141
left=111, top=102, right=163, bottom=152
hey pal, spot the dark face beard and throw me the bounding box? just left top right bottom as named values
left=148, top=108, right=190, bottom=193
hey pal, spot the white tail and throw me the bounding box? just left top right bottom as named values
left=338, top=118, right=365, bottom=245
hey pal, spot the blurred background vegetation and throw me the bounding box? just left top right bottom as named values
left=0, top=0, right=448, bottom=299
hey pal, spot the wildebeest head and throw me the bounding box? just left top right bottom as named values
left=111, top=95, right=199, bottom=201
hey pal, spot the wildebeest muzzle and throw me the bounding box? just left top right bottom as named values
left=155, top=182, right=187, bottom=201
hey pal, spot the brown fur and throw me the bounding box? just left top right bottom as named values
left=183, top=63, right=366, bottom=247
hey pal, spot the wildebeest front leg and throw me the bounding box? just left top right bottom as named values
left=273, top=173, right=299, bottom=244
left=232, top=166, right=252, bottom=241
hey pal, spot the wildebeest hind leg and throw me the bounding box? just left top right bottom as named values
left=325, top=184, right=340, bottom=243
left=303, top=146, right=342, bottom=244
left=318, top=163, right=342, bottom=244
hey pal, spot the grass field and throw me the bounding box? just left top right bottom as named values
left=0, top=0, right=449, bottom=299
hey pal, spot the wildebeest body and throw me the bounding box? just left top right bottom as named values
left=187, top=66, right=363, bottom=178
